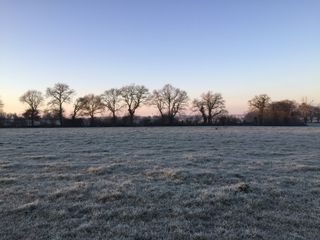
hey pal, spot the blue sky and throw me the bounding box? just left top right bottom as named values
left=1, top=0, right=319, bottom=114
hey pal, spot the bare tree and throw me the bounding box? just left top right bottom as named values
left=71, top=97, right=86, bottom=121
left=19, top=90, right=44, bottom=127
left=193, top=91, right=226, bottom=124
left=102, top=88, right=123, bottom=124
left=81, top=94, right=105, bottom=126
left=248, top=94, right=271, bottom=125
left=150, top=84, right=188, bottom=124
left=46, top=83, right=75, bottom=126
left=120, top=84, right=149, bottom=124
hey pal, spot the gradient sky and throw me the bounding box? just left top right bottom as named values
left=1, top=0, right=319, bottom=115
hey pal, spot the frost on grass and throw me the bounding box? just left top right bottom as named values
left=0, top=177, right=16, bottom=185
left=49, top=182, right=89, bottom=201
left=14, top=200, right=40, bottom=213
left=0, top=127, right=320, bottom=240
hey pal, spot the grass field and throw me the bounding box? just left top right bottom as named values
left=0, top=127, right=319, bottom=239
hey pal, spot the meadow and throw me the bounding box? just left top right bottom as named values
left=0, top=127, right=319, bottom=239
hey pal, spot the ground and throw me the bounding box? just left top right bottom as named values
left=0, top=127, right=319, bottom=239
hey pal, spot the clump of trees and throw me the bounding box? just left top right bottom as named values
left=245, top=94, right=319, bottom=126
left=269, top=100, right=301, bottom=125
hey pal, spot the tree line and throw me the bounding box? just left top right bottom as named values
left=0, top=84, right=319, bottom=127
left=0, top=83, right=226, bottom=127
left=246, top=94, right=320, bottom=126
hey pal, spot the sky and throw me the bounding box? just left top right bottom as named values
left=1, top=0, right=319, bottom=115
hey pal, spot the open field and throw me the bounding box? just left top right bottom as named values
left=0, top=127, right=320, bottom=240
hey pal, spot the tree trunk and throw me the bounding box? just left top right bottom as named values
left=160, top=113, right=167, bottom=124
left=129, top=114, right=134, bottom=125
left=59, top=103, right=63, bottom=127
left=259, top=110, right=264, bottom=126
left=200, top=110, right=207, bottom=125
left=128, top=109, right=134, bottom=125
left=31, top=111, right=34, bottom=127
left=208, top=109, right=212, bottom=125
left=169, top=114, right=174, bottom=125
left=112, top=112, right=116, bottom=125
left=90, top=114, right=95, bottom=127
